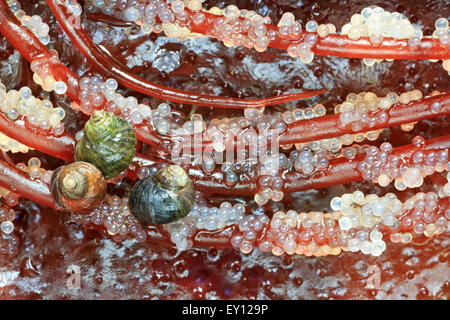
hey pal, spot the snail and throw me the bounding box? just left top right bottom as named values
left=75, top=110, right=137, bottom=179
left=50, top=161, right=106, bottom=214
left=129, top=165, right=194, bottom=225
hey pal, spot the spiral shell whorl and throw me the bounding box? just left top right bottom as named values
left=75, top=111, right=137, bottom=179
left=154, top=165, right=189, bottom=190
left=51, top=162, right=106, bottom=214
left=60, top=167, right=88, bottom=200
left=129, top=165, right=194, bottom=225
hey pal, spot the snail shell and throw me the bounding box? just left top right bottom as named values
left=129, top=165, right=194, bottom=225
left=75, top=110, right=137, bottom=179
left=51, top=161, right=106, bottom=214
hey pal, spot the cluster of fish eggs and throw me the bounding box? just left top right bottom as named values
left=229, top=188, right=449, bottom=257
left=336, top=91, right=396, bottom=131
left=214, top=6, right=328, bottom=62
left=86, top=0, right=200, bottom=37
left=297, top=131, right=383, bottom=157
left=215, top=5, right=274, bottom=52
left=433, top=18, right=450, bottom=73
left=200, top=113, right=293, bottom=201
left=357, top=137, right=448, bottom=190
left=196, top=96, right=386, bottom=205
left=15, top=157, right=54, bottom=183
left=228, top=200, right=391, bottom=257
left=0, top=186, right=17, bottom=239
left=0, top=132, right=33, bottom=153
left=209, top=5, right=333, bottom=63
left=100, top=0, right=323, bottom=64
left=218, top=162, right=254, bottom=188
left=287, top=90, right=426, bottom=155
left=336, top=90, right=432, bottom=133
left=78, top=76, right=152, bottom=126
left=261, top=210, right=349, bottom=257
left=167, top=202, right=246, bottom=251
left=186, top=108, right=285, bottom=173
left=395, top=191, right=448, bottom=240
left=230, top=213, right=270, bottom=254
left=198, top=105, right=326, bottom=174
left=0, top=204, right=16, bottom=236
left=397, top=90, right=444, bottom=132
left=433, top=18, right=449, bottom=45
left=293, top=121, right=382, bottom=160
left=20, top=19, right=48, bottom=46
left=60, top=0, right=83, bottom=16
left=329, top=192, right=398, bottom=255
left=249, top=148, right=330, bottom=206
left=342, top=7, right=421, bottom=44
left=0, top=204, right=19, bottom=257
left=122, top=0, right=188, bottom=28
left=152, top=103, right=204, bottom=136
left=332, top=191, right=402, bottom=230
left=70, top=195, right=148, bottom=242
left=172, top=101, right=329, bottom=173
left=150, top=104, right=173, bottom=135
left=290, top=147, right=329, bottom=175
left=284, top=93, right=393, bottom=158
left=0, top=80, right=66, bottom=136
left=0, top=187, right=19, bottom=211
left=254, top=173, right=285, bottom=205
left=7, top=0, right=51, bottom=46
left=239, top=96, right=392, bottom=206
left=338, top=132, right=383, bottom=158
left=281, top=104, right=326, bottom=125
left=285, top=20, right=322, bottom=63
left=30, top=54, right=68, bottom=96
left=205, top=107, right=286, bottom=153
left=84, top=1, right=450, bottom=73
left=340, top=6, right=425, bottom=66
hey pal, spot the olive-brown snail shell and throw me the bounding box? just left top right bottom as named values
left=75, top=110, right=137, bottom=179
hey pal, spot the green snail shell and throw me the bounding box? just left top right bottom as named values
left=51, top=161, right=106, bottom=214
left=75, top=110, right=137, bottom=179
left=129, top=165, right=194, bottom=225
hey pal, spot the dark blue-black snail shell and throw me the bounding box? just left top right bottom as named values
left=75, top=110, right=137, bottom=179
left=129, top=165, right=194, bottom=225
